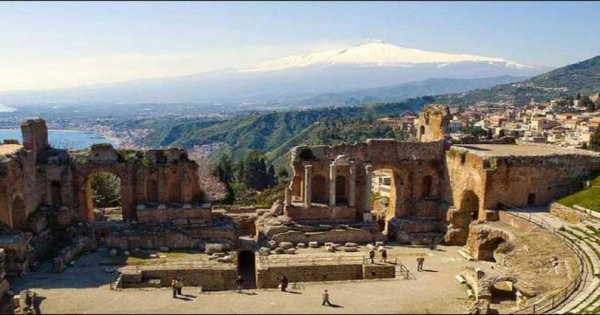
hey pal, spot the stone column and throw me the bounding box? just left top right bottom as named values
left=304, top=165, right=312, bottom=208
left=348, top=161, right=356, bottom=207
left=329, top=162, right=337, bottom=207
left=284, top=187, right=292, bottom=206
left=364, top=164, right=373, bottom=213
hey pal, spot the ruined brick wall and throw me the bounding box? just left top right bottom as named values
left=416, top=104, right=451, bottom=142
left=289, top=139, right=446, bottom=220
left=482, top=154, right=600, bottom=210
left=284, top=205, right=356, bottom=221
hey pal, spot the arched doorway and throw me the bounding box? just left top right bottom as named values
left=237, top=250, right=256, bottom=289
left=11, top=196, right=27, bottom=230
left=491, top=281, right=517, bottom=305
left=146, top=179, right=158, bottom=204
left=87, top=172, right=123, bottom=222
left=335, top=175, right=347, bottom=205
left=478, top=237, right=507, bottom=262
left=50, top=181, right=62, bottom=206
left=312, top=175, right=328, bottom=204
left=419, top=125, right=425, bottom=141
left=370, top=168, right=401, bottom=232
left=460, top=190, right=479, bottom=222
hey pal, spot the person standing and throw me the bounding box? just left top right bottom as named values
left=236, top=275, right=244, bottom=293
left=280, top=275, right=289, bottom=292
left=321, top=289, right=333, bottom=306
left=381, top=248, right=388, bottom=263
left=171, top=279, right=178, bottom=298
left=430, top=236, right=436, bottom=250
left=177, top=278, right=184, bottom=296
left=369, top=248, right=375, bottom=264
left=416, top=256, right=425, bottom=272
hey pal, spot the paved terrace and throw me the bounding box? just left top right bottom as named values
left=0, top=144, right=22, bottom=156
left=452, top=143, right=600, bottom=158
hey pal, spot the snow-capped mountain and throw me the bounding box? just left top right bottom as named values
left=241, top=41, right=538, bottom=72
left=0, top=41, right=550, bottom=107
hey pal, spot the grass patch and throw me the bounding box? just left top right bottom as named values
left=558, top=175, right=600, bottom=212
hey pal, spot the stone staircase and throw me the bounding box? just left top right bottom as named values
left=553, top=219, right=600, bottom=314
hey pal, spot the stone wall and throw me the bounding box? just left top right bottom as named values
left=256, top=264, right=363, bottom=288
left=362, top=264, right=396, bottom=279
left=121, top=267, right=238, bottom=291
left=136, top=205, right=211, bottom=225
left=284, top=205, right=356, bottom=222
left=549, top=203, right=587, bottom=223
left=415, top=104, right=451, bottom=142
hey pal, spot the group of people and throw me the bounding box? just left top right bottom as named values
left=170, top=278, right=185, bottom=298
left=368, top=247, right=388, bottom=264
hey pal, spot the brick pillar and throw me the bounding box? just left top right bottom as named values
left=348, top=161, right=356, bottom=207
left=364, top=164, right=373, bottom=213
left=304, top=165, right=312, bottom=208
left=329, top=162, right=336, bottom=208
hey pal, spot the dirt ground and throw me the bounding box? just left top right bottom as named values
left=11, top=245, right=480, bottom=314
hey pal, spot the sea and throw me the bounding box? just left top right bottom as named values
left=0, top=129, right=118, bottom=150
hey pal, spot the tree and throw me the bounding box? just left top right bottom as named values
left=589, top=128, right=600, bottom=152
left=212, top=154, right=235, bottom=204
left=90, top=172, right=121, bottom=208
left=579, top=95, right=595, bottom=111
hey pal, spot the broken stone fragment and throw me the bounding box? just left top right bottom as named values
left=268, top=240, right=278, bottom=249
left=308, top=241, right=319, bottom=248
left=274, top=248, right=285, bottom=254
left=279, top=241, right=294, bottom=249
left=344, top=242, right=358, bottom=247
left=296, top=243, right=306, bottom=248
left=258, top=247, right=271, bottom=256
left=284, top=248, right=296, bottom=255
left=343, top=247, right=358, bottom=252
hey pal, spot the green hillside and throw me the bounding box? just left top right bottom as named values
left=437, top=56, right=600, bottom=106
left=140, top=97, right=430, bottom=162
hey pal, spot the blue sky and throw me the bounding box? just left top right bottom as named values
left=1, top=1, right=599, bottom=92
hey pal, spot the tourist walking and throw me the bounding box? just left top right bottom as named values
left=32, top=292, right=42, bottom=315
left=236, top=275, right=244, bottom=293
left=430, top=236, right=436, bottom=250
left=280, top=275, right=289, bottom=292
left=321, top=289, right=333, bottom=306
left=380, top=248, right=388, bottom=263
left=416, top=256, right=425, bottom=272
left=171, top=279, right=178, bottom=298
left=177, top=278, right=184, bottom=295
left=369, top=248, right=375, bottom=264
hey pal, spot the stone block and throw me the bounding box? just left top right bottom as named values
left=309, top=241, right=319, bottom=248
left=375, top=241, right=385, bottom=247
left=284, top=248, right=296, bottom=254
left=268, top=240, right=278, bottom=249
left=274, top=248, right=285, bottom=254
left=109, top=249, right=117, bottom=257
left=326, top=246, right=335, bottom=252
left=343, top=247, right=358, bottom=252
left=344, top=242, right=358, bottom=247
left=171, top=219, right=188, bottom=225
left=279, top=242, right=294, bottom=249
left=258, top=247, right=271, bottom=256
left=324, top=242, right=334, bottom=247
left=296, top=243, right=306, bottom=248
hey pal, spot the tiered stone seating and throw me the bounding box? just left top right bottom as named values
left=554, top=223, right=600, bottom=314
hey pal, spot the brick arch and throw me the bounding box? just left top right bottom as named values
left=78, top=167, right=130, bottom=222
left=466, top=224, right=515, bottom=261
